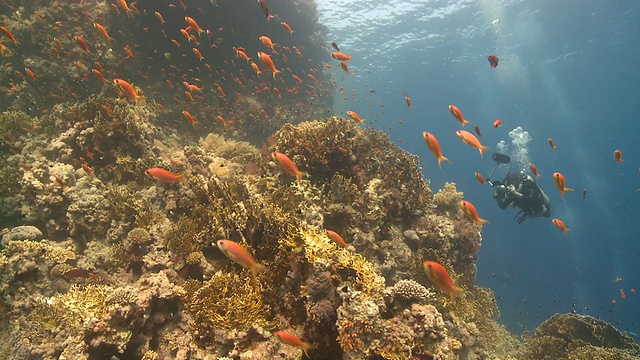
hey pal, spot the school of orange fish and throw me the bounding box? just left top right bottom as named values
left=1, top=0, right=636, bottom=352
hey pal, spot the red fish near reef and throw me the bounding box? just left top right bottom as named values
left=487, top=54, right=499, bottom=68
left=76, top=35, right=91, bottom=54
left=257, top=51, right=280, bottom=79
left=273, top=331, right=312, bottom=357
left=552, top=218, right=570, bottom=235
left=346, top=110, right=364, bottom=124
left=461, top=200, right=489, bottom=226
left=145, top=168, right=182, bottom=184
left=422, top=132, right=450, bottom=168
left=553, top=172, right=574, bottom=201
left=0, top=26, right=18, bottom=44
left=448, top=105, right=470, bottom=128
left=456, top=130, right=490, bottom=157
left=272, top=151, right=303, bottom=183
left=326, top=230, right=354, bottom=251
left=423, top=261, right=462, bottom=301
left=114, top=79, right=140, bottom=102
left=216, top=240, right=266, bottom=277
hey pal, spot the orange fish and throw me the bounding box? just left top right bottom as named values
left=405, top=95, right=412, bottom=109
left=346, top=110, right=364, bottom=124
left=145, top=168, right=182, bottom=183
left=493, top=118, right=501, bottom=128
left=613, top=149, right=623, bottom=163
left=553, top=172, right=574, bottom=200
left=155, top=11, right=165, bottom=24
left=529, top=163, right=541, bottom=178
left=422, top=132, right=450, bottom=168
left=552, top=218, right=569, bottom=235
left=250, top=61, right=262, bottom=76
left=0, top=26, right=18, bottom=44
left=258, top=51, right=280, bottom=79
left=193, top=47, right=204, bottom=61
left=616, top=277, right=623, bottom=282
left=124, top=45, right=134, bottom=58
left=621, top=288, right=626, bottom=299
left=273, top=331, right=312, bottom=357
left=448, top=105, right=470, bottom=128
left=474, top=172, right=485, bottom=185
left=339, top=61, right=350, bottom=74
left=76, top=35, right=91, bottom=53
left=548, top=137, right=556, bottom=150
left=259, top=35, right=276, bottom=50
left=281, top=21, right=294, bottom=35
left=114, top=79, right=140, bottom=102
left=456, top=130, right=489, bottom=157
left=423, top=261, right=462, bottom=301
left=185, top=16, right=204, bottom=35
left=272, top=151, right=303, bottom=183
left=216, top=240, right=266, bottom=277
left=117, top=0, right=134, bottom=14
left=93, top=23, right=113, bottom=44
left=460, top=200, right=489, bottom=226
left=326, top=230, right=353, bottom=251
left=182, top=110, right=198, bottom=126
left=331, top=51, right=352, bottom=61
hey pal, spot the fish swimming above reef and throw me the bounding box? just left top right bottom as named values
left=216, top=240, right=266, bottom=277
left=144, top=168, right=182, bottom=184
left=423, top=261, right=463, bottom=301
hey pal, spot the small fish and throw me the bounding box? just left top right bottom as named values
left=553, top=172, right=574, bottom=200
left=474, top=172, right=485, bottom=185
left=281, top=22, right=294, bottom=35
left=493, top=118, right=501, bottom=128
left=616, top=277, right=623, bottom=282
left=0, top=25, right=18, bottom=44
left=487, top=54, right=499, bottom=68
left=216, top=240, right=266, bottom=277
left=155, top=11, right=165, bottom=24
left=552, top=218, right=569, bottom=235
left=114, top=79, right=140, bottom=102
left=206, top=30, right=217, bottom=48
left=346, top=110, right=364, bottom=124
left=93, top=23, right=113, bottom=44
left=621, top=288, right=626, bottom=299
left=76, top=35, right=91, bottom=53
left=529, top=163, right=541, bottom=178
left=456, top=130, right=490, bottom=157
left=548, top=137, right=557, bottom=150
left=582, top=188, right=587, bottom=200
left=339, top=61, right=350, bottom=74
left=473, top=124, right=482, bottom=137
left=272, top=151, right=303, bottom=183
left=331, top=42, right=339, bottom=51
left=461, top=200, right=489, bottom=226
left=250, top=61, right=262, bottom=76
left=448, top=105, right=470, bottom=128
left=145, top=168, right=182, bottom=183
left=257, top=0, right=276, bottom=21
left=193, top=47, right=204, bottom=60
left=326, top=230, right=354, bottom=251
left=331, top=51, right=351, bottom=61
left=182, top=110, right=198, bottom=126
left=423, top=261, right=462, bottom=301
left=273, top=331, right=312, bottom=357
left=185, top=16, right=204, bottom=36
left=422, top=132, right=450, bottom=168
left=613, top=149, right=623, bottom=163
left=259, top=35, right=276, bottom=50
left=405, top=95, right=412, bottom=109
left=257, top=51, right=279, bottom=79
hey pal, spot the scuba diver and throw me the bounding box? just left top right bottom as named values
left=486, top=153, right=551, bottom=224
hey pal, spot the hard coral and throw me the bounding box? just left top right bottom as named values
left=433, top=182, right=463, bottom=215
left=178, top=271, right=271, bottom=334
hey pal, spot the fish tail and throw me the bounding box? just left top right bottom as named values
left=272, top=69, right=280, bottom=80
left=301, top=341, right=313, bottom=357
left=479, top=146, right=490, bottom=158
left=565, top=187, right=574, bottom=192
left=437, top=156, right=451, bottom=168
left=295, top=171, right=303, bottom=184
left=251, top=262, right=267, bottom=277
left=449, top=287, right=463, bottom=301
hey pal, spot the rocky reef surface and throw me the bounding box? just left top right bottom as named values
left=0, top=98, right=637, bottom=359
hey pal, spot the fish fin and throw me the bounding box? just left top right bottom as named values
left=437, top=156, right=451, bottom=168
left=301, top=341, right=313, bottom=358
left=449, top=287, right=463, bottom=301
left=251, top=262, right=267, bottom=277
left=479, top=146, right=490, bottom=158
left=565, top=187, right=574, bottom=192
left=295, top=171, right=303, bottom=184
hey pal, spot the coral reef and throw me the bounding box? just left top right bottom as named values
left=518, top=313, right=640, bottom=360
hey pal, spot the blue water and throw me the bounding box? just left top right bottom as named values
left=317, top=0, right=640, bottom=338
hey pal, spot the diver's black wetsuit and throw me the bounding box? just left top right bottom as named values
left=492, top=172, right=550, bottom=223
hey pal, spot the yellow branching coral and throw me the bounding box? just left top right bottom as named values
left=178, top=271, right=272, bottom=332
left=301, top=228, right=384, bottom=302
left=3, top=240, right=75, bottom=263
